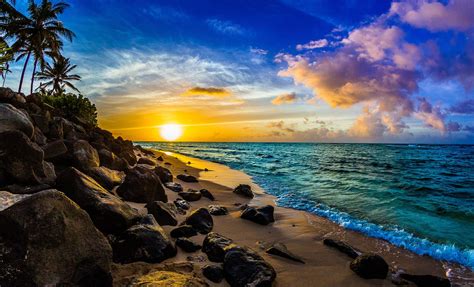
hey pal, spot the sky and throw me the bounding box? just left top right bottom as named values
left=6, top=0, right=474, bottom=143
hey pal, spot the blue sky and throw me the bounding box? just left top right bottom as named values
left=6, top=0, right=474, bottom=143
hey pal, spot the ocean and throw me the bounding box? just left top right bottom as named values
left=138, top=142, right=474, bottom=269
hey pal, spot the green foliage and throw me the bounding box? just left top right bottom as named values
left=0, top=39, right=13, bottom=77
left=41, top=91, right=97, bottom=127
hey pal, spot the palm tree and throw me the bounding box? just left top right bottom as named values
left=35, top=56, right=80, bottom=94
left=0, top=39, right=13, bottom=87
left=0, top=0, right=74, bottom=94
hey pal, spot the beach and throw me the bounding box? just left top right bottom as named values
left=113, top=148, right=465, bottom=286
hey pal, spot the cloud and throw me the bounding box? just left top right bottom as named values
left=271, top=92, right=298, bottom=105
left=182, top=87, right=231, bottom=97
left=206, top=18, right=247, bottom=36
left=296, top=39, right=329, bottom=50
left=390, top=0, right=474, bottom=32
left=267, top=120, right=295, bottom=133
left=450, top=99, right=474, bottom=114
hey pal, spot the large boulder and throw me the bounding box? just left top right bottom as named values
left=117, top=166, right=167, bottom=203
left=0, top=131, right=56, bottom=185
left=185, top=208, right=213, bottom=234
left=87, top=166, right=125, bottom=190
left=112, top=224, right=177, bottom=264
left=178, top=189, right=202, bottom=201
left=202, top=232, right=234, bottom=262
left=0, top=190, right=113, bottom=286
left=154, top=166, right=173, bottom=183
left=349, top=253, right=389, bottom=279
left=233, top=184, right=254, bottom=198
left=0, top=88, right=26, bottom=108
left=202, top=265, right=224, bottom=283
left=42, top=139, right=68, bottom=160
left=98, top=148, right=128, bottom=171
left=0, top=103, right=34, bottom=138
left=170, top=225, right=198, bottom=238
left=223, top=246, right=276, bottom=287
left=145, top=201, right=178, bottom=226
left=72, top=140, right=100, bottom=170
left=56, top=167, right=140, bottom=234
left=240, top=205, right=275, bottom=225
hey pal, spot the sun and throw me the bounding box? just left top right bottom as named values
left=159, top=124, right=183, bottom=141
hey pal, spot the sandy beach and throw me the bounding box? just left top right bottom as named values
left=112, top=149, right=470, bottom=287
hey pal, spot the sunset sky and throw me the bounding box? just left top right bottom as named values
left=7, top=0, right=474, bottom=143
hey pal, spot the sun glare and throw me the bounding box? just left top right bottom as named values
left=160, top=124, right=183, bottom=141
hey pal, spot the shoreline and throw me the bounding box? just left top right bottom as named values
left=123, top=148, right=472, bottom=286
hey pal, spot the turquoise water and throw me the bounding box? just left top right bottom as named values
left=138, top=142, right=474, bottom=269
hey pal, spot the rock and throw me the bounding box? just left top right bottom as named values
left=32, top=127, right=47, bottom=146
left=56, top=167, right=140, bottom=234
left=31, top=113, right=50, bottom=134
left=241, top=205, right=275, bottom=225
left=0, top=103, right=34, bottom=138
left=233, top=184, right=254, bottom=198
left=112, top=224, right=176, bottom=264
left=145, top=201, right=178, bottom=226
left=155, top=166, right=173, bottom=183
left=165, top=182, right=183, bottom=192
left=170, top=225, right=198, bottom=238
left=176, top=238, right=202, bottom=252
left=223, top=246, right=276, bottom=287
left=0, top=88, right=26, bottom=107
left=42, top=139, right=67, bottom=160
left=117, top=166, right=167, bottom=203
left=72, top=140, right=100, bottom=170
left=185, top=208, right=213, bottom=234
left=174, top=198, right=190, bottom=211
left=0, top=190, right=112, bottom=286
left=138, top=157, right=155, bottom=165
left=202, top=232, right=234, bottom=262
left=131, top=270, right=208, bottom=286
left=399, top=274, right=451, bottom=287
left=0, top=131, right=56, bottom=184
left=48, top=116, right=64, bottom=139
left=177, top=174, right=198, bottom=183
left=200, top=189, right=215, bottom=201
left=98, top=148, right=128, bottom=171
left=209, top=205, right=228, bottom=216
left=136, top=214, right=159, bottom=226
left=323, top=238, right=360, bottom=259
left=87, top=166, right=125, bottom=190
left=0, top=190, right=31, bottom=211
left=202, top=265, right=224, bottom=283
left=266, top=242, right=305, bottom=263
left=350, top=253, right=389, bottom=279
left=179, top=189, right=202, bottom=201
left=3, top=183, right=50, bottom=194
left=157, top=155, right=164, bottom=161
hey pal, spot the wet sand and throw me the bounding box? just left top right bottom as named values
left=115, top=149, right=472, bottom=286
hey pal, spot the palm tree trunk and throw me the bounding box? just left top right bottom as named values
left=18, top=51, right=31, bottom=93
left=30, top=57, right=38, bottom=95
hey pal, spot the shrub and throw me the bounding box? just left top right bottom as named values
left=41, top=92, right=98, bottom=127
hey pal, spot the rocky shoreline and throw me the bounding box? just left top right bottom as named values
left=0, top=87, right=456, bottom=286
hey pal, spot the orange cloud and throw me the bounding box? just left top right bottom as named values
left=271, top=92, right=297, bottom=105
left=182, top=86, right=231, bottom=97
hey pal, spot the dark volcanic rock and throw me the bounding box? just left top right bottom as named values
left=98, top=148, right=128, bottom=171
left=72, top=140, right=100, bottom=170
left=185, top=208, right=213, bottom=234
left=87, top=166, right=125, bottom=190
left=176, top=237, right=202, bottom=252
left=165, top=182, right=183, bottom=192
left=177, top=174, right=198, bottom=183
left=112, top=224, right=176, bottom=264
left=399, top=274, right=451, bottom=287
left=202, top=265, right=224, bottom=283
left=178, top=189, right=202, bottom=201
left=350, top=253, right=389, bottom=279
left=202, top=232, right=234, bottom=262
left=155, top=166, right=173, bottom=183
left=223, top=246, right=276, bottom=287
left=0, top=131, right=56, bottom=185
left=233, top=184, right=254, bottom=198
left=42, top=139, right=67, bottom=160
left=0, top=103, right=34, bottom=138
left=136, top=214, right=159, bottom=226
left=137, top=157, right=155, bottom=165
left=200, top=189, right=215, bottom=201
left=240, top=205, right=275, bottom=225
left=170, top=225, right=198, bottom=238
left=266, top=242, right=304, bottom=263
left=32, top=127, right=47, bottom=146
left=0, top=190, right=112, bottom=286
left=117, top=166, right=167, bottom=203
left=47, top=116, right=64, bottom=139
left=174, top=198, right=190, bottom=211
left=323, top=238, right=360, bottom=259
left=145, top=201, right=178, bottom=226
left=56, top=167, right=140, bottom=234
left=208, top=205, right=228, bottom=216
left=0, top=88, right=26, bottom=108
